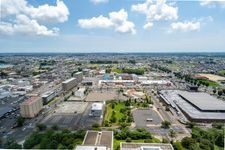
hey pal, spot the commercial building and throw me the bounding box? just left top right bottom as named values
left=41, top=86, right=62, bottom=104
left=75, top=131, right=113, bottom=150
left=120, top=143, right=174, bottom=150
left=90, top=103, right=104, bottom=117
left=140, top=80, right=172, bottom=86
left=99, top=80, right=135, bottom=86
left=62, top=78, right=78, bottom=91
left=159, top=90, right=225, bottom=122
left=20, top=97, right=43, bottom=118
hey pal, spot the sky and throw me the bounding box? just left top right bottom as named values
left=0, top=0, right=225, bottom=53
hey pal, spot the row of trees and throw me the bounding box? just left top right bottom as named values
left=114, top=128, right=152, bottom=140
left=173, top=126, right=224, bottom=150
left=23, top=127, right=85, bottom=149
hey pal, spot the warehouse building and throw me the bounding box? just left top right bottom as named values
left=62, top=78, right=78, bottom=91
left=159, top=90, right=225, bottom=122
left=75, top=130, right=113, bottom=150
left=20, top=97, right=43, bottom=118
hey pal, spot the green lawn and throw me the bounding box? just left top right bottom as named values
left=105, top=102, right=126, bottom=125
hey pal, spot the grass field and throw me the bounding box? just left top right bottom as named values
left=104, top=102, right=126, bottom=125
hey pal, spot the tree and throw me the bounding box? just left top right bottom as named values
left=126, top=137, right=132, bottom=142
left=169, top=129, right=176, bottom=138
left=92, top=123, right=100, bottom=130
left=4, top=138, right=22, bottom=149
left=181, top=137, right=197, bottom=149
left=161, top=121, right=171, bottom=129
left=51, top=124, right=59, bottom=130
left=36, top=123, right=47, bottom=131
left=212, top=122, right=224, bottom=129
left=218, top=90, right=223, bottom=96
left=199, top=139, right=213, bottom=150
left=17, top=116, right=25, bottom=127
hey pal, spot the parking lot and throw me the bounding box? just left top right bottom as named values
left=42, top=102, right=102, bottom=129
left=132, top=108, right=162, bottom=128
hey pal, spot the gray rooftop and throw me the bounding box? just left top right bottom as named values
left=178, top=91, right=225, bottom=111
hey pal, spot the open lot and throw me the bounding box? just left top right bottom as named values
left=85, top=90, right=127, bottom=102
left=42, top=102, right=102, bottom=129
left=197, top=73, right=225, bottom=82
left=55, top=102, right=88, bottom=114
left=132, top=108, right=162, bottom=127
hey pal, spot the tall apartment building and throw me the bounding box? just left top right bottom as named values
left=62, top=78, right=78, bottom=91
left=73, top=72, right=83, bottom=83
left=20, top=97, right=43, bottom=118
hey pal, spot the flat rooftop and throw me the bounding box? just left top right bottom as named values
left=159, top=90, right=225, bottom=121
left=82, top=131, right=113, bottom=150
left=62, top=78, right=76, bottom=84
left=120, top=143, right=174, bottom=150
left=21, top=97, right=40, bottom=105
left=178, top=91, right=225, bottom=111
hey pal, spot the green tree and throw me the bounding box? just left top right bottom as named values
left=161, top=121, right=171, bottom=129
left=181, top=137, right=197, bottom=149
left=36, top=123, right=47, bottom=131
left=17, top=116, right=25, bottom=127
left=4, top=138, right=22, bottom=149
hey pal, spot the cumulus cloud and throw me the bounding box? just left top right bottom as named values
left=171, top=21, right=201, bottom=32
left=131, top=0, right=178, bottom=28
left=200, top=0, right=225, bottom=8
left=90, top=0, right=108, bottom=4
left=0, top=0, right=69, bottom=36
left=1, top=0, right=69, bottom=23
left=143, top=22, right=154, bottom=30
left=0, top=15, right=59, bottom=36
left=78, top=9, right=136, bottom=34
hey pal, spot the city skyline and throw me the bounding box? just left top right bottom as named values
left=0, top=0, right=225, bottom=52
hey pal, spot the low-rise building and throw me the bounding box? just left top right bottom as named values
left=90, top=103, right=104, bottom=117
left=75, top=131, right=113, bottom=150
left=75, top=87, right=86, bottom=99
left=20, top=97, right=43, bottom=118
left=120, top=143, right=174, bottom=150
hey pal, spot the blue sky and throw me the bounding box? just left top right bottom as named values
left=0, top=0, right=225, bottom=53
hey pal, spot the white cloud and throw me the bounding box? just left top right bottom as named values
left=28, top=0, right=69, bottom=23
left=131, top=0, right=178, bottom=22
left=78, top=9, right=136, bottom=34
left=78, top=16, right=113, bottom=29
left=0, top=0, right=68, bottom=36
left=200, top=0, right=225, bottom=8
left=1, top=0, right=69, bottom=23
left=143, top=22, right=154, bottom=30
left=0, top=15, right=59, bottom=36
left=171, top=21, right=201, bottom=32
left=90, top=0, right=108, bottom=4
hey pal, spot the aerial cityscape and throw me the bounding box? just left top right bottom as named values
left=0, top=0, right=225, bottom=150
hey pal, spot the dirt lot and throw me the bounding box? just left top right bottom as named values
left=197, top=73, right=225, bottom=82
